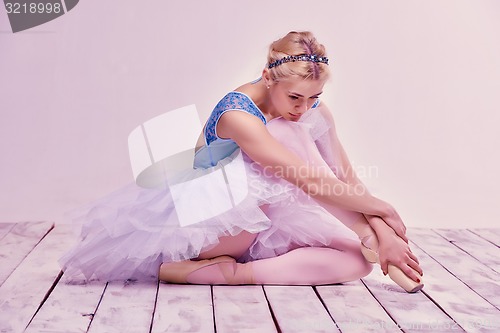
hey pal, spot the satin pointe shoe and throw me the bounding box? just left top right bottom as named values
left=360, top=236, right=424, bottom=293
left=159, top=255, right=254, bottom=285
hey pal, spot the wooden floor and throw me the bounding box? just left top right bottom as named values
left=0, top=222, right=498, bottom=333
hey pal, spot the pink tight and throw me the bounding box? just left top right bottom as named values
left=190, top=230, right=372, bottom=285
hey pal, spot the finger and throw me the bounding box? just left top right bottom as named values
left=402, top=264, right=422, bottom=283
left=379, top=258, right=389, bottom=275
left=397, top=229, right=409, bottom=243
left=407, top=258, right=424, bottom=277
left=405, top=266, right=422, bottom=283
left=408, top=251, right=420, bottom=265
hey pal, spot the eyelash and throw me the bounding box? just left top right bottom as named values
left=289, top=96, right=319, bottom=100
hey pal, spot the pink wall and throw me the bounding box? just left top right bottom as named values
left=1, top=0, right=499, bottom=228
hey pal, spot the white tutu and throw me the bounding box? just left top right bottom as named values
left=59, top=106, right=358, bottom=282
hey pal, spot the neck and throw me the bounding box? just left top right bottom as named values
left=250, top=79, right=280, bottom=121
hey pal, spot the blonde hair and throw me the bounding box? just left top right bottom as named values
left=267, top=31, right=330, bottom=82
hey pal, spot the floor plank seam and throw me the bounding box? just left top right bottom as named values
left=148, top=280, right=160, bottom=333
left=35, top=222, right=55, bottom=244
left=261, top=286, right=282, bottom=333
left=430, top=229, right=499, bottom=274
left=420, top=289, right=465, bottom=331
left=466, top=229, right=499, bottom=248
left=86, top=281, right=109, bottom=332
left=210, top=285, right=217, bottom=333
left=409, top=238, right=500, bottom=311
left=25, top=269, right=64, bottom=331
left=359, top=278, right=404, bottom=332
left=311, top=285, right=340, bottom=332
left=0, top=222, right=55, bottom=288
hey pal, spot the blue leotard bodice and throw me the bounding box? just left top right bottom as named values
left=194, top=91, right=266, bottom=169
left=194, top=88, right=320, bottom=169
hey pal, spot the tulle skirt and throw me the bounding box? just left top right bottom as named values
left=59, top=107, right=359, bottom=282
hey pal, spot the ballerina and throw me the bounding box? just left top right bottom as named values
left=60, top=31, right=424, bottom=293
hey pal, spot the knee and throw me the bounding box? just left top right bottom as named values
left=355, top=258, right=374, bottom=279
left=341, top=252, right=373, bottom=282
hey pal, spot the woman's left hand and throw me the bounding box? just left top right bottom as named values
left=377, top=230, right=423, bottom=282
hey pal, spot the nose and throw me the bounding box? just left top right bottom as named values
left=295, top=100, right=308, bottom=114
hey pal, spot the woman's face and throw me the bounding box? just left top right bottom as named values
left=268, top=77, right=325, bottom=121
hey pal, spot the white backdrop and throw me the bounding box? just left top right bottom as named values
left=1, top=0, right=499, bottom=228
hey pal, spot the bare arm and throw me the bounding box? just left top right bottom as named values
left=217, top=111, right=392, bottom=216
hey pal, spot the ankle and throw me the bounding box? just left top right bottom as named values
left=360, top=234, right=379, bottom=251
left=351, top=220, right=379, bottom=250
left=219, top=261, right=255, bottom=285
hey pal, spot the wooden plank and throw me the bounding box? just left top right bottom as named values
left=0, top=221, right=54, bottom=286
left=433, top=228, right=500, bottom=273
left=87, top=280, right=158, bottom=333
left=0, top=222, right=15, bottom=241
left=316, top=280, right=400, bottom=332
left=409, top=228, right=500, bottom=309
left=408, top=235, right=500, bottom=332
left=361, top=263, right=460, bottom=332
left=264, top=285, right=339, bottom=333
left=468, top=228, right=500, bottom=247
left=151, top=284, right=214, bottom=333
left=25, top=280, right=107, bottom=333
left=0, top=224, right=74, bottom=333
left=213, top=285, right=277, bottom=332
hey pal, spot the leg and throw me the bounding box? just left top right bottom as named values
left=252, top=245, right=372, bottom=285
left=185, top=243, right=372, bottom=285
left=160, top=228, right=371, bottom=285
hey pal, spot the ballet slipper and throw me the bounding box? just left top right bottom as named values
left=159, top=255, right=254, bottom=285
left=360, top=236, right=424, bottom=293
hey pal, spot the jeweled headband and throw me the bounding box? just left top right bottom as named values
left=268, top=54, right=329, bottom=69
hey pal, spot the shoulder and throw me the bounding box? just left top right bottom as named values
left=217, top=109, right=268, bottom=141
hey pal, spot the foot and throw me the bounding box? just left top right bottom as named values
left=159, top=256, right=236, bottom=284
left=159, top=255, right=254, bottom=285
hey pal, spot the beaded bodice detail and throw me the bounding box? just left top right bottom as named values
left=204, top=91, right=266, bottom=145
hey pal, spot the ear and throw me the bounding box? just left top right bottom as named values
left=262, top=69, right=273, bottom=87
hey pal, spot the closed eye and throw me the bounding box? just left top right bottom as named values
left=289, top=95, right=299, bottom=100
